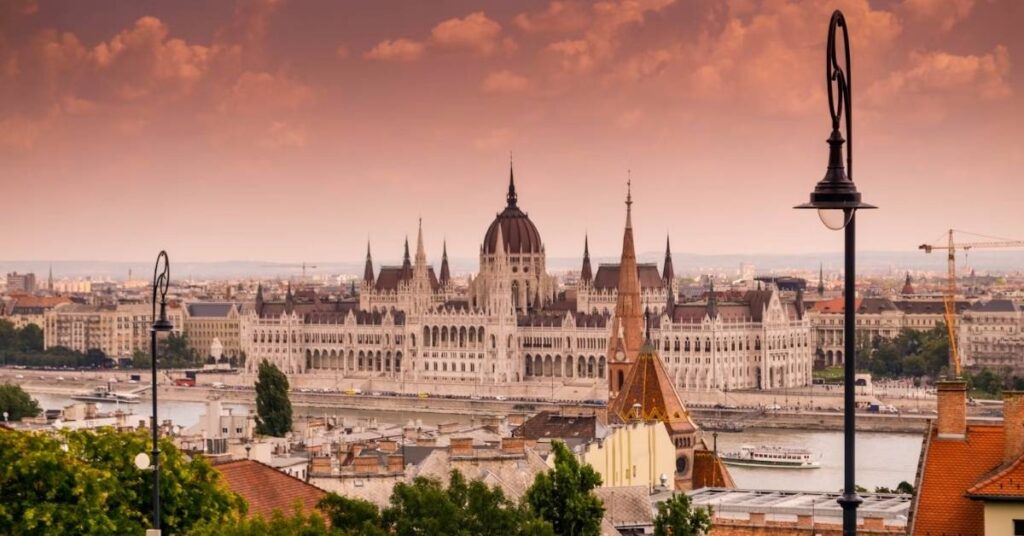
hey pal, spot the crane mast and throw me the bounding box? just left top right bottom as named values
left=919, top=229, right=1024, bottom=377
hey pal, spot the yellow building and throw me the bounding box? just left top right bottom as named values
left=581, top=420, right=676, bottom=489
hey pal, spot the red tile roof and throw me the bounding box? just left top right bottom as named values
left=215, top=459, right=325, bottom=520
left=912, top=424, right=1004, bottom=536
left=692, top=449, right=735, bottom=489
left=967, top=452, right=1024, bottom=499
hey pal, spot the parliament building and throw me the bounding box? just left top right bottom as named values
left=240, top=166, right=813, bottom=394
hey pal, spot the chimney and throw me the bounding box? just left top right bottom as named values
left=386, top=454, right=405, bottom=473
left=1004, top=391, right=1024, bottom=464
left=936, top=380, right=967, bottom=440
left=378, top=439, right=398, bottom=454
left=353, top=456, right=381, bottom=475
left=449, top=437, right=474, bottom=456
left=500, top=437, right=526, bottom=455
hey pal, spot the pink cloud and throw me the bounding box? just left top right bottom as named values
left=363, top=38, right=426, bottom=62
left=544, top=0, right=676, bottom=73
left=866, top=45, right=1012, bottom=108
left=90, top=16, right=214, bottom=99
left=901, top=0, right=976, bottom=31
left=481, top=70, right=531, bottom=93
left=431, top=12, right=504, bottom=56
left=513, top=1, right=591, bottom=34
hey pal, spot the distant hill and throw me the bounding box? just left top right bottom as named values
left=4, top=250, right=1023, bottom=280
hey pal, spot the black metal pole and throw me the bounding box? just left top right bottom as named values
left=150, top=325, right=161, bottom=531
left=838, top=211, right=862, bottom=534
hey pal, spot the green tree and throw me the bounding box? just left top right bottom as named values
left=0, top=428, right=245, bottom=535
left=17, top=323, right=44, bottom=352
left=255, top=360, right=293, bottom=437
left=188, top=505, right=330, bottom=536
left=896, top=481, right=915, bottom=495
left=318, top=493, right=386, bottom=535
left=653, top=493, right=712, bottom=536
left=132, top=349, right=151, bottom=369
left=0, top=383, right=42, bottom=421
left=381, top=470, right=551, bottom=536
left=525, top=440, right=604, bottom=536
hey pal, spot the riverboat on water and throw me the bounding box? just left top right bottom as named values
left=721, top=445, right=820, bottom=469
left=71, top=385, right=140, bottom=404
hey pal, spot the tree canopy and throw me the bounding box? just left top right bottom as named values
left=255, top=360, right=293, bottom=437
left=0, top=428, right=245, bottom=535
left=524, top=440, right=605, bottom=536
left=653, top=493, right=712, bottom=536
left=0, top=383, right=41, bottom=421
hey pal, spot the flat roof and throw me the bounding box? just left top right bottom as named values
left=687, top=488, right=911, bottom=525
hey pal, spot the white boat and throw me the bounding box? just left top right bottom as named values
left=721, top=445, right=820, bottom=469
left=71, top=385, right=140, bottom=404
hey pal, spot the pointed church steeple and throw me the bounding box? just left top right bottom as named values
left=818, top=263, right=825, bottom=296
left=607, top=179, right=645, bottom=394
left=440, top=240, right=451, bottom=285
left=580, top=235, right=593, bottom=283
left=663, top=235, right=675, bottom=283
left=48, top=263, right=53, bottom=292
left=901, top=271, right=914, bottom=295
left=363, top=242, right=375, bottom=284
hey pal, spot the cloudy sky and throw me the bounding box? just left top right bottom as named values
left=1, top=0, right=1021, bottom=265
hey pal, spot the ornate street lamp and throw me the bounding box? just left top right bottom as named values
left=150, top=251, right=173, bottom=533
left=794, top=10, right=875, bottom=536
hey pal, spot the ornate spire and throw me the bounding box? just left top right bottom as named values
left=402, top=236, right=412, bottom=274
left=901, top=271, right=914, bottom=295
left=818, top=263, right=825, bottom=296
left=607, top=181, right=644, bottom=368
left=439, top=240, right=451, bottom=285
left=415, top=218, right=427, bottom=267
left=663, top=234, right=675, bottom=283
left=506, top=159, right=518, bottom=208
left=285, top=282, right=295, bottom=313
left=580, top=234, right=593, bottom=283
left=48, top=263, right=53, bottom=292
left=255, top=283, right=264, bottom=314
left=625, top=174, right=633, bottom=229
left=363, top=242, right=375, bottom=283
left=706, top=279, right=718, bottom=319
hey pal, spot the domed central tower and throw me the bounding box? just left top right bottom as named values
left=473, top=164, right=553, bottom=313
left=483, top=172, right=543, bottom=255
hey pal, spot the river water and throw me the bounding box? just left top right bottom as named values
left=33, top=393, right=923, bottom=493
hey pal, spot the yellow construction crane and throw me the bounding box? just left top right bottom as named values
left=919, top=229, right=1024, bottom=376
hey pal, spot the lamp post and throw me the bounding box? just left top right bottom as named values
left=794, top=10, right=875, bottom=536
left=150, top=251, right=173, bottom=533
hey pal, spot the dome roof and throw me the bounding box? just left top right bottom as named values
left=483, top=168, right=542, bottom=254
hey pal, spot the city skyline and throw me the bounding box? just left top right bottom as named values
left=2, top=0, right=1022, bottom=263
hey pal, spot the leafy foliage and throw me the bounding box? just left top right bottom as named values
left=874, top=481, right=914, bottom=495
left=0, top=428, right=245, bottom=535
left=255, top=360, right=293, bottom=437
left=653, top=493, right=712, bottom=536
left=317, top=494, right=386, bottom=535
left=188, top=505, right=331, bottom=536
left=854, top=325, right=950, bottom=379
left=382, top=470, right=553, bottom=536
left=0, top=383, right=42, bottom=420
left=524, top=440, right=605, bottom=536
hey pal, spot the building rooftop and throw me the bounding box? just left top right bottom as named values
left=215, top=458, right=326, bottom=519
left=689, top=488, right=911, bottom=525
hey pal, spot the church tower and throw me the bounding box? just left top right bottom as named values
left=608, top=318, right=701, bottom=490
left=607, top=181, right=645, bottom=396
